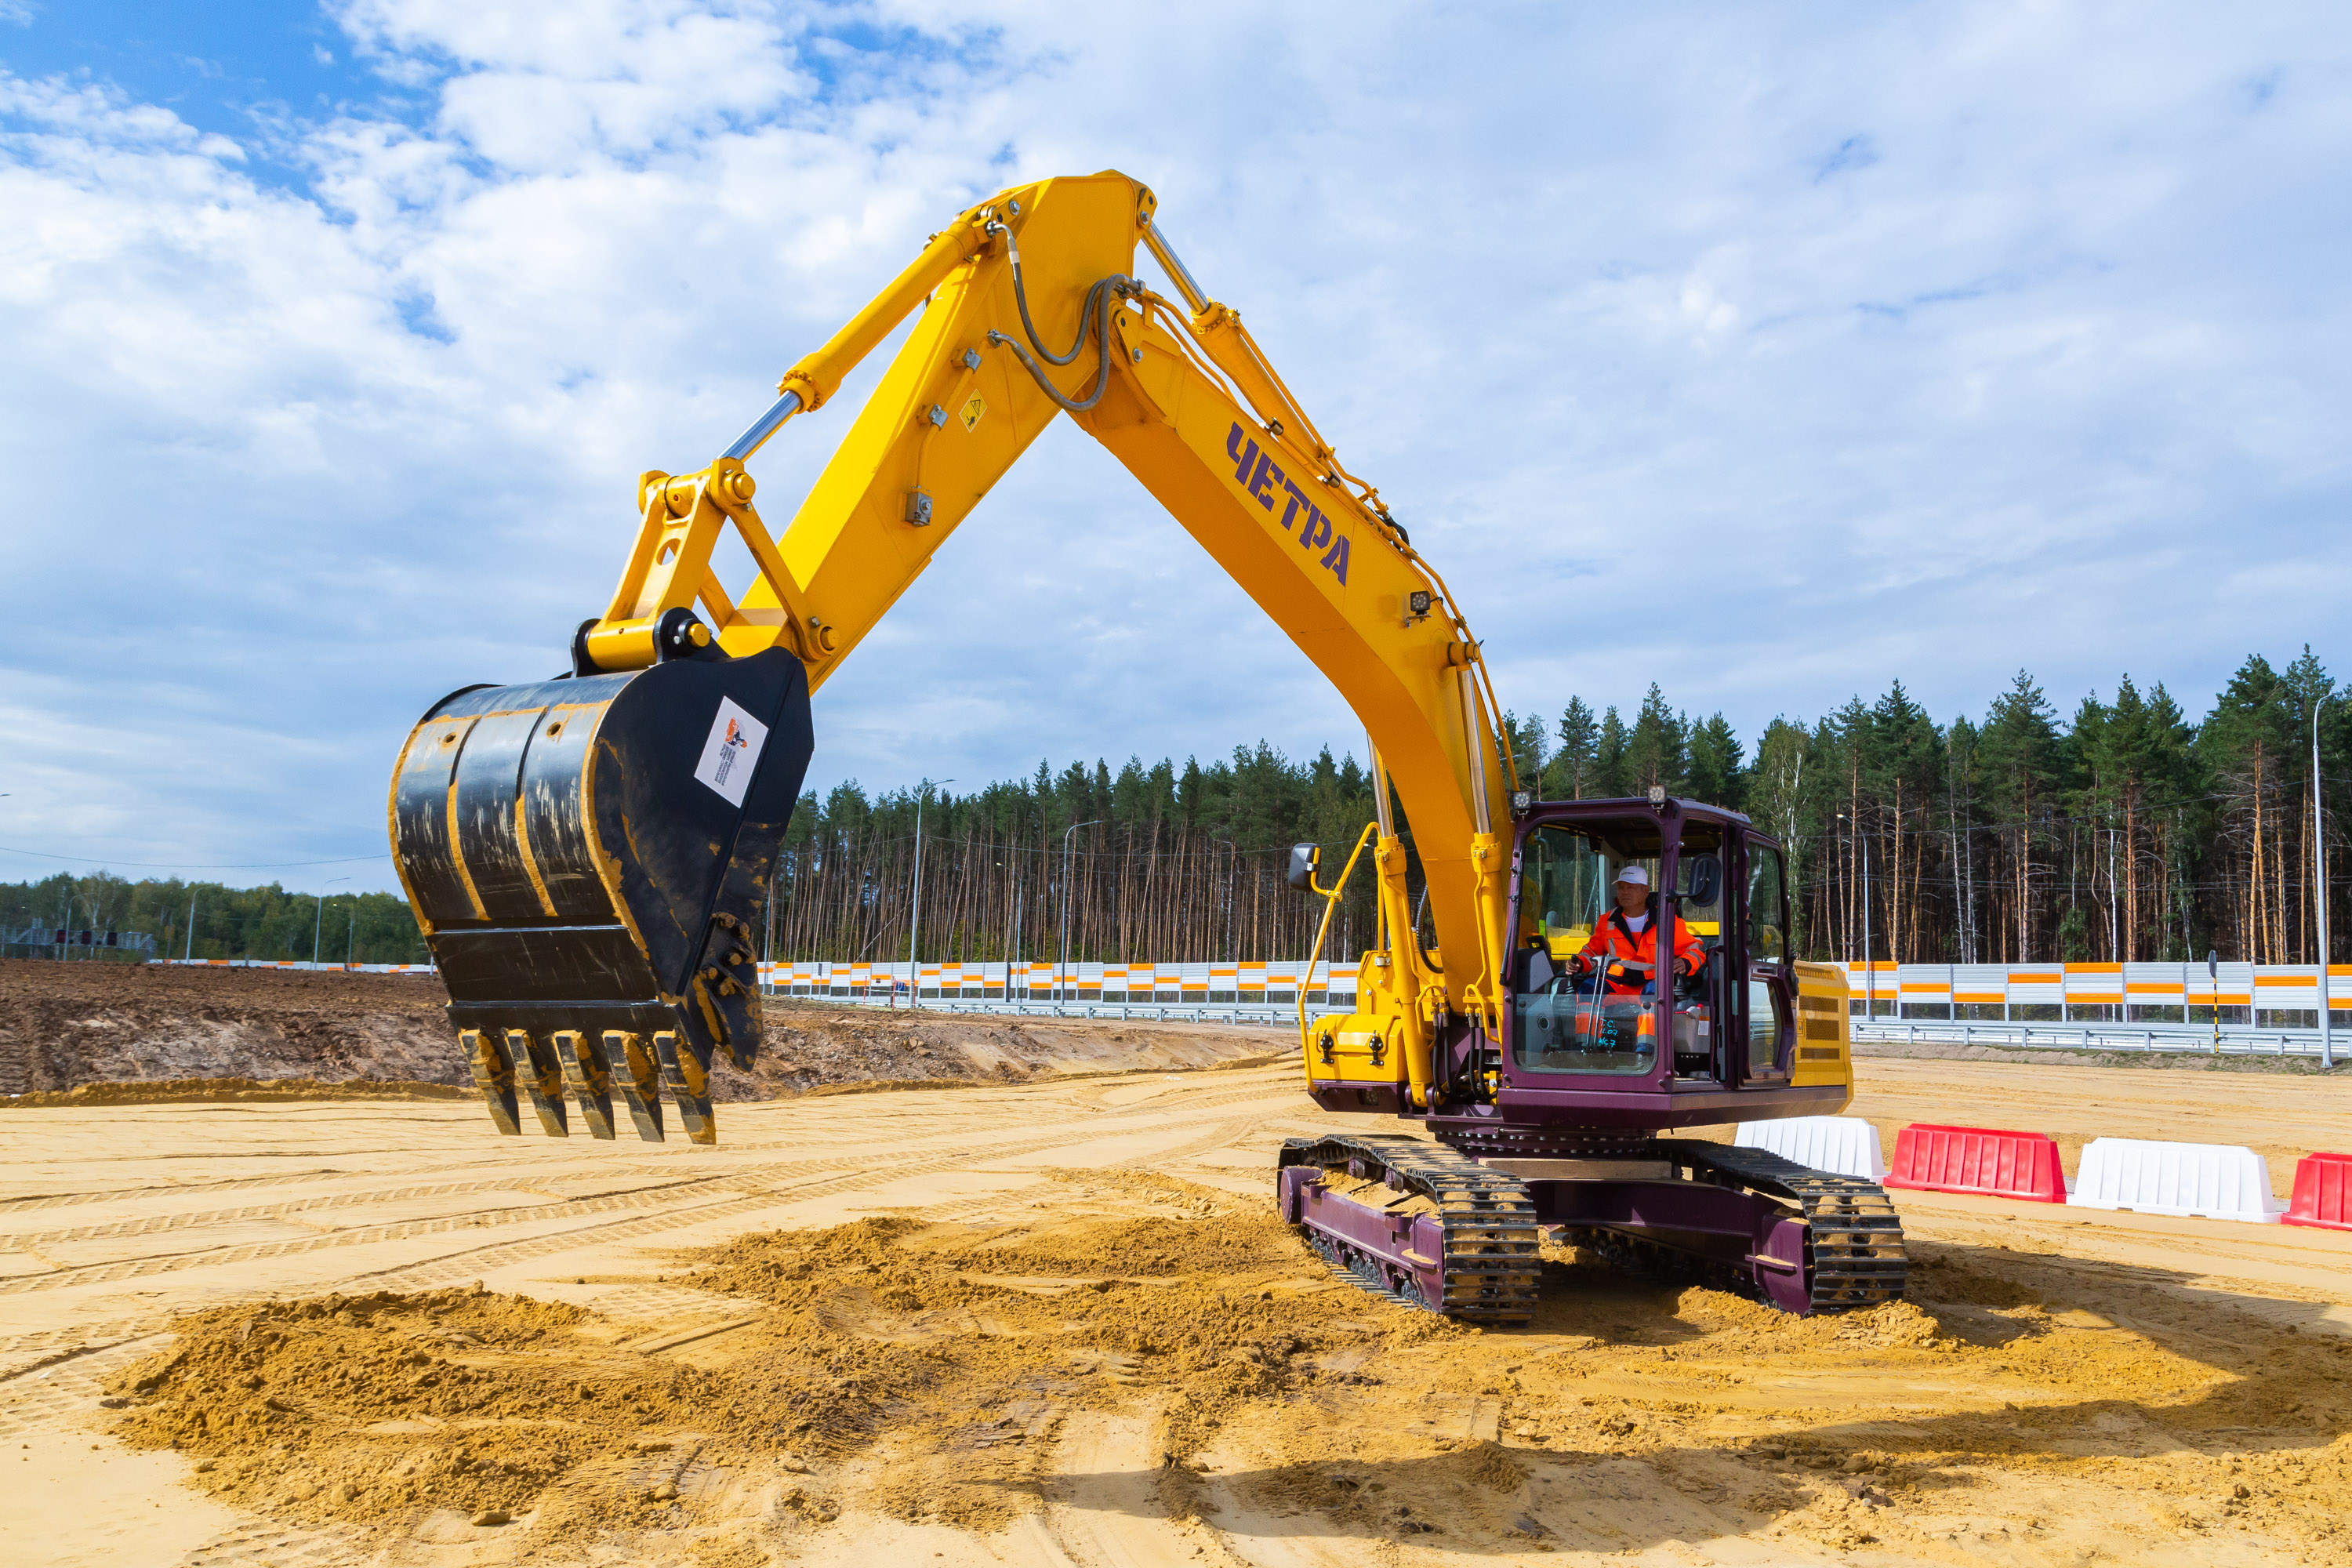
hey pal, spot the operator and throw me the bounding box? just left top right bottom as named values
left=1573, top=866, right=1704, bottom=996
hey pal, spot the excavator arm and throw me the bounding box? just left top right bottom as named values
left=390, top=169, right=1515, bottom=1143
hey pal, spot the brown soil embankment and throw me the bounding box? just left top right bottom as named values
left=0, top=960, right=1276, bottom=1102
left=728, top=1000, right=1279, bottom=1097
left=0, top=960, right=453, bottom=1096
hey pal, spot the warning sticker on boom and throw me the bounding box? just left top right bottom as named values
left=692, top=697, right=768, bottom=808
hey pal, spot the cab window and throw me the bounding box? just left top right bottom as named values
left=1748, top=845, right=1788, bottom=962
left=1748, top=977, right=1789, bottom=1073
left=1519, top=826, right=1647, bottom=959
left=1511, top=820, right=1723, bottom=1080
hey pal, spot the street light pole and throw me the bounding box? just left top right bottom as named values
left=1840, top=813, right=1875, bottom=1020
left=764, top=853, right=778, bottom=1000
left=2209, top=949, right=2222, bottom=1057
left=1860, top=829, right=1874, bottom=1018
left=2317, top=695, right=2335, bottom=1069
left=313, top=879, right=349, bottom=967
left=1058, top=819, right=1102, bottom=1008
left=903, top=779, right=953, bottom=1012
left=1005, top=822, right=1034, bottom=1000
left=1201, top=835, right=1239, bottom=971
left=1227, top=839, right=1239, bottom=965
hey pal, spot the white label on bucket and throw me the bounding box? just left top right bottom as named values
left=692, top=697, right=768, bottom=808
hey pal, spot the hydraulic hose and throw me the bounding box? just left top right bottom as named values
left=987, top=271, right=1134, bottom=416
left=1004, top=228, right=1092, bottom=365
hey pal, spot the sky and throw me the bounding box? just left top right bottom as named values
left=1, top=2, right=2347, bottom=895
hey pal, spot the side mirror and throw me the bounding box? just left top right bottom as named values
left=1682, top=853, right=1722, bottom=906
left=1287, top=843, right=1321, bottom=892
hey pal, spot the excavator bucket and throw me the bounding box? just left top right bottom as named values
left=389, top=647, right=812, bottom=1145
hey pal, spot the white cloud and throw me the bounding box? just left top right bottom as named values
left=2, top=2, right=2349, bottom=889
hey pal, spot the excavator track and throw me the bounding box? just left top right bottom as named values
left=1654, top=1138, right=1909, bottom=1310
left=1276, top=1134, right=1541, bottom=1323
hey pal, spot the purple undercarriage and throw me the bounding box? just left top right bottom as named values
left=1279, top=1163, right=1813, bottom=1316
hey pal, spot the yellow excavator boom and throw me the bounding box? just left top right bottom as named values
left=391, top=169, right=1517, bottom=1142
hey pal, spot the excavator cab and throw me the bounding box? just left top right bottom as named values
left=1504, top=799, right=1798, bottom=1098
left=1512, top=809, right=1735, bottom=1084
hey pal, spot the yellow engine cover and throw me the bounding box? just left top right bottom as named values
left=1790, top=960, right=1855, bottom=1104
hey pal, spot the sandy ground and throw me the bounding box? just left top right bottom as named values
left=3, top=1056, right=2350, bottom=1566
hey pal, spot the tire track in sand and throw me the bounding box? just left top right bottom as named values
left=0, top=1174, right=721, bottom=1248
left=0, top=1079, right=1276, bottom=1220
left=309, top=1118, right=1198, bottom=1294
left=1, top=1081, right=1302, bottom=1290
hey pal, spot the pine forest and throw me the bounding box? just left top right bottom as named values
left=4, top=650, right=2345, bottom=971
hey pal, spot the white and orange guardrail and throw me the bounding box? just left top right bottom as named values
left=149, top=956, right=1356, bottom=1003
left=750, top=958, right=1354, bottom=1001
left=162, top=960, right=439, bottom=974
left=1838, top=960, right=2349, bottom=1016
left=149, top=955, right=2349, bottom=1020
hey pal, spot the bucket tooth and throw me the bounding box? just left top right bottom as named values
left=553, top=1029, right=615, bottom=1140
left=506, top=1029, right=569, bottom=1136
left=460, top=1028, right=522, bottom=1136
left=655, top=1030, right=717, bottom=1145
left=602, top=1030, right=665, bottom=1142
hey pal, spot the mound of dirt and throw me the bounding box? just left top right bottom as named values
left=720, top=1002, right=1277, bottom=1099
left=0, top=959, right=1277, bottom=1102
left=107, top=1172, right=1455, bottom=1552
left=956, top=1203, right=1280, bottom=1278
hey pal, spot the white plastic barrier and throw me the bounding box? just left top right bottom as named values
left=1733, top=1116, right=1886, bottom=1181
left=2067, top=1138, right=2285, bottom=1224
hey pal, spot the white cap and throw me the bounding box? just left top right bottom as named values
left=1614, top=865, right=1649, bottom=887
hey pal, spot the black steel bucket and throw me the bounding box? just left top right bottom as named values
left=389, top=648, right=812, bottom=1144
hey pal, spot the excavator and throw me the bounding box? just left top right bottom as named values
left=389, top=170, right=1905, bottom=1319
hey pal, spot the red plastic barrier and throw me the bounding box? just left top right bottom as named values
left=2284, top=1152, right=2352, bottom=1232
left=1884, top=1123, right=2066, bottom=1203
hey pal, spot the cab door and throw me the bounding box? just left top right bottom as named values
left=1739, top=834, right=1795, bottom=1083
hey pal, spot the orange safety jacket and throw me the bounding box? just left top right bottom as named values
left=1576, top=907, right=1705, bottom=994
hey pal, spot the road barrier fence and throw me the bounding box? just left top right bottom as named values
left=114, top=955, right=2349, bottom=1055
